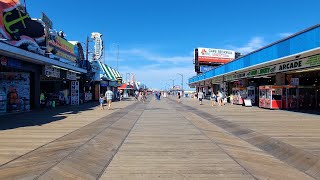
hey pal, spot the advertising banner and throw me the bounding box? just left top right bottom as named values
left=0, top=72, right=30, bottom=113
left=48, top=35, right=77, bottom=62
left=70, top=81, right=79, bottom=105
left=197, top=48, right=235, bottom=64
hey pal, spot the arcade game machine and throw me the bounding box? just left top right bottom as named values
left=259, top=86, right=266, bottom=108
left=247, top=86, right=256, bottom=105
left=282, top=85, right=298, bottom=109
left=265, top=85, right=283, bottom=109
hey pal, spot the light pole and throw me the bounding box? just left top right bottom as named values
left=169, top=79, right=175, bottom=89
left=111, top=43, right=119, bottom=70
left=177, top=73, right=183, bottom=91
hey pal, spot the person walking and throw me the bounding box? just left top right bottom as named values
left=177, top=92, right=181, bottom=103
left=210, top=92, right=216, bottom=107
left=99, top=94, right=105, bottom=110
left=217, top=91, right=222, bottom=106
left=229, top=94, right=234, bottom=105
left=198, top=91, right=204, bottom=105
left=105, top=87, right=114, bottom=110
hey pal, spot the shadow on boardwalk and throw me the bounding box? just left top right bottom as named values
left=0, top=101, right=99, bottom=131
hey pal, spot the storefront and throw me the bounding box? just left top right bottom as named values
left=189, top=24, right=320, bottom=111
left=39, top=65, right=80, bottom=107
left=91, top=60, right=122, bottom=101
left=0, top=56, right=41, bottom=114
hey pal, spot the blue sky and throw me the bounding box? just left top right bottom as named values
left=27, top=0, right=320, bottom=90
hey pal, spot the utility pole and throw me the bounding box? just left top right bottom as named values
left=170, top=79, right=175, bottom=89
left=86, top=36, right=89, bottom=61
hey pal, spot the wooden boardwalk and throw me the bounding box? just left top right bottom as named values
left=0, top=97, right=319, bottom=179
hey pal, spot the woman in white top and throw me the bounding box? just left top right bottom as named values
left=210, top=92, right=216, bottom=107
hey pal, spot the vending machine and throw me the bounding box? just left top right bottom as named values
left=265, top=85, right=283, bottom=109
left=259, top=86, right=266, bottom=108
left=247, top=86, right=256, bottom=105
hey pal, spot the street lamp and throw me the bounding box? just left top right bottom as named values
left=110, top=43, right=119, bottom=71
left=169, top=79, right=175, bottom=89
left=177, top=73, right=183, bottom=90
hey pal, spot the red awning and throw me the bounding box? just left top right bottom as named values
left=118, top=83, right=134, bottom=89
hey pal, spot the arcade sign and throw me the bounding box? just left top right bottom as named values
left=225, top=54, right=320, bottom=81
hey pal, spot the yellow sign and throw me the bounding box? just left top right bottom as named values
left=48, top=35, right=77, bottom=62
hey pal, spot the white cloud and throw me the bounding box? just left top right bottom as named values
left=102, top=46, right=196, bottom=89
left=119, top=63, right=196, bottom=90
left=106, top=48, right=193, bottom=65
left=233, top=37, right=265, bottom=55
left=278, top=32, right=293, bottom=38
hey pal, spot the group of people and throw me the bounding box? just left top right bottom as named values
left=196, top=90, right=234, bottom=106
left=135, top=90, right=147, bottom=102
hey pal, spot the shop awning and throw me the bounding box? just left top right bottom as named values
left=100, top=63, right=122, bottom=81
left=118, top=83, right=134, bottom=90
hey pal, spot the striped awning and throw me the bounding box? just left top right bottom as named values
left=101, top=64, right=122, bottom=81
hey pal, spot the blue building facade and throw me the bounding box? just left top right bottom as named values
left=189, top=24, right=320, bottom=110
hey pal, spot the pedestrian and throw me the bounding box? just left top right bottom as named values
left=105, top=87, right=114, bottom=110
left=99, top=94, right=105, bottom=110
left=177, top=92, right=181, bottom=103
left=198, top=91, right=204, bottom=105
left=217, top=91, right=222, bottom=106
left=210, top=92, right=216, bottom=106
left=134, top=90, right=139, bottom=101
left=229, top=94, right=234, bottom=105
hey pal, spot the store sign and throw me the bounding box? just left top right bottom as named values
left=71, top=81, right=79, bottom=105
left=116, top=77, right=122, bottom=85
left=41, top=12, right=53, bottom=29
left=44, top=65, right=60, bottom=78
left=200, top=65, right=215, bottom=72
left=48, top=35, right=77, bottom=62
left=225, top=54, right=320, bottom=81
left=67, top=71, right=77, bottom=80
left=290, top=78, right=299, bottom=86
left=91, top=32, right=103, bottom=60
left=197, top=48, right=235, bottom=64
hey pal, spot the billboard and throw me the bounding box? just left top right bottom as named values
left=197, top=48, right=235, bottom=64
left=47, top=34, right=77, bottom=62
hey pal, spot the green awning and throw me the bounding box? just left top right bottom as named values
left=101, top=63, right=122, bottom=81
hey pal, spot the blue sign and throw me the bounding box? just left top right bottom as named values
left=200, top=66, right=215, bottom=72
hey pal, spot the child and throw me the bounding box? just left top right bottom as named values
left=99, top=94, right=105, bottom=110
